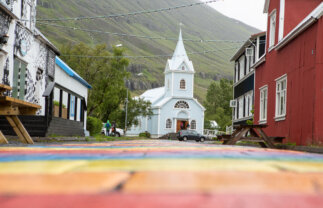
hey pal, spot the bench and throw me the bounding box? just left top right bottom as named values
left=0, top=84, right=41, bottom=144
left=221, top=124, right=285, bottom=149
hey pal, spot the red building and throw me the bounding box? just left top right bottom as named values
left=254, top=0, right=323, bottom=145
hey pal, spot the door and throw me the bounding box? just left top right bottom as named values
left=12, top=58, right=27, bottom=100
left=176, top=120, right=188, bottom=132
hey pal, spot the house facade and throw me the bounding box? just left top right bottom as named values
left=127, top=30, right=205, bottom=138
left=0, top=0, right=91, bottom=137
left=51, top=57, right=91, bottom=136
left=230, top=32, right=266, bottom=125
left=254, top=0, right=323, bottom=145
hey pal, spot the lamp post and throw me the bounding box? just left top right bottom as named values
left=115, top=44, right=129, bottom=134
left=125, top=84, right=128, bottom=133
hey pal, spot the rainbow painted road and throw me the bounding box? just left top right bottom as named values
left=1, top=140, right=323, bottom=208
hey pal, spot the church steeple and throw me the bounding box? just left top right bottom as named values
left=166, top=29, right=194, bottom=72
left=164, top=28, right=195, bottom=99
left=171, top=29, right=188, bottom=60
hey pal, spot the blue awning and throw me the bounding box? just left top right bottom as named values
left=55, top=57, right=92, bottom=89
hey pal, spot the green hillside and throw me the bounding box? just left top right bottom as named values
left=36, top=0, right=259, bottom=101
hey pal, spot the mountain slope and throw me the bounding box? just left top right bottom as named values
left=36, top=0, right=259, bottom=101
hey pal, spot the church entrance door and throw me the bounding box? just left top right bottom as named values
left=176, top=120, right=189, bottom=132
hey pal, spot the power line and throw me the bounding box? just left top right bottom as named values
left=37, top=22, right=246, bottom=43
left=60, top=46, right=240, bottom=59
left=34, top=0, right=220, bottom=22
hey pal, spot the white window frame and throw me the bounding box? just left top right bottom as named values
left=275, top=74, right=287, bottom=121
left=180, top=79, right=186, bottom=90
left=239, top=56, right=245, bottom=80
left=279, top=0, right=285, bottom=41
left=191, top=120, right=196, bottom=130
left=238, top=96, right=244, bottom=119
left=166, top=118, right=172, bottom=129
left=259, top=86, right=268, bottom=123
left=269, top=10, right=277, bottom=50
left=235, top=62, right=239, bottom=83
left=245, top=91, right=253, bottom=117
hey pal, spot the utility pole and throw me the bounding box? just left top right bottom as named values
left=125, top=87, right=128, bottom=134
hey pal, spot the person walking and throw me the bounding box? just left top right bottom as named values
left=106, top=120, right=111, bottom=136
left=111, top=121, right=117, bottom=136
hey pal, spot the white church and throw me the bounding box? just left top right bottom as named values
left=127, top=30, right=205, bottom=138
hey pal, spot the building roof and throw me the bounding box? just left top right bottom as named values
left=34, top=28, right=60, bottom=55
left=230, top=31, right=266, bottom=61
left=140, top=87, right=165, bottom=104
left=55, top=57, right=92, bottom=89
left=275, top=2, right=323, bottom=50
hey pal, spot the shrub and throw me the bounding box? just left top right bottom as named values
left=139, top=131, right=151, bottom=138
left=87, top=117, right=102, bottom=136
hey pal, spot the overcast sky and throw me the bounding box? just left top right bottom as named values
left=203, top=0, right=267, bottom=31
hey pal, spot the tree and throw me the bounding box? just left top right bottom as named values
left=204, top=79, right=233, bottom=131
left=109, top=97, right=153, bottom=129
left=60, top=43, right=129, bottom=120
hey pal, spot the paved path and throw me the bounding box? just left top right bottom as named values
left=1, top=140, right=323, bottom=208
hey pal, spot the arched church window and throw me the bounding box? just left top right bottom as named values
left=180, top=79, right=186, bottom=89
left=191, top=120, right=196, bottom=129
left=166, top=119, right=172, bottom=129
left=182, top=66, right=185, bottom=70
left=174, top=101, right=190, bottom=109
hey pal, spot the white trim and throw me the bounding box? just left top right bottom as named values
left=259, top=84, right=268, bottom=90
left=252, top=54, right=266, bottom=69
left=233, top=70, right=254, bottom=87
left=264, top=0, right=270, bottom=13
left=171, top=72, right=174, bottom=96
left=275, top=73, right=287, bottom=81
left=157, top=108, right=161, bottom=135
left=278, top=0, right=285, bottom=41
left=259, top=120, right=267, bottom=124
left=269, top=9, right=277, bottom=49
left=275, top=3, right=323, bottom=50
left=233, top=116, right=254, bottom=123
left=275, top=74, right=287, bottom=119
left=274, top=115, right=286, bottom=122
left=259, top=85, right=268, bottom=123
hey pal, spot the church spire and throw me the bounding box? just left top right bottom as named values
left=172, top=28, right=188, bottom=60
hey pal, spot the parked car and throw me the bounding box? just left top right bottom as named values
left=177, top=130, right=206, bottom=142
left=101, top=123, right=124, bottom=137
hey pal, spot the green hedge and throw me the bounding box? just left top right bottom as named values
left=139, top=131, right=151, bottom=138
left=87, top=117, right=102, bottom=136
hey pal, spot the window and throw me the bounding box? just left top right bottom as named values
left=279, top=0, right=285, bottom=41
left=239, top=56, right=245, bottom=80
left=235, top=62, right=239, bottom=83
left=182, top=66, right=185, bottom=70
left=245, top=92, right=253, bottom=117
left=259, top=86, right=268, bottom=122
left=269, top=10, right=276, bottom=48
left=275, top=75, right=287, bottom=119
left=180, top=79, right=186, bottom=89
left=174, top=101, right=189, bottom=109
left=191, top=120, right=196, bottom=129
left=166, top=119, right=172, bottom=129
left=238, top=96, right=244, bottom=119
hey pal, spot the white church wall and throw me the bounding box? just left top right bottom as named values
left=171, top=72, right=194, bottom=98
left=159, top=98, right=204, bottom=136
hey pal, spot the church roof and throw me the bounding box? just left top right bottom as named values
left=167, top=29, right=194, bottom=72
left=140, top=87, right=165, bottom=104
